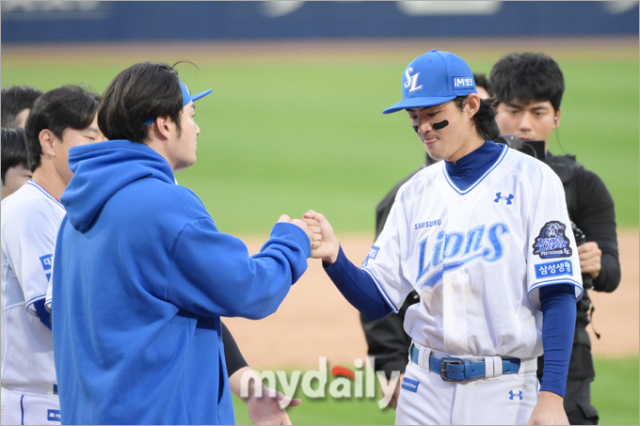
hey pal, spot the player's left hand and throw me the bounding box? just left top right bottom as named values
left=229, top=367, right=301, bottom=425
left=246, top=383, right=301, bottom=425
left=577, top=241, right=601, bottom=279
left=527, top=391, right=569, bottom=425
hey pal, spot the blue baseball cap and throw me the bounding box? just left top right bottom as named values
left=382, top=50, right=477, bottom=114
left=142, top=80, right=212, bottom=126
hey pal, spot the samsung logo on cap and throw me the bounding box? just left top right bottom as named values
left=453, top=77, right=474, bottom=89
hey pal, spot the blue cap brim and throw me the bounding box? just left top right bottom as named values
left=191, top=89, right=213, bottom=102
left=382, top=96, right=457, bottom=114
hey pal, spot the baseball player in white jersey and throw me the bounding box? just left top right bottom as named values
left=303, top=50, right=582, bottom=425
left=1, top=86, right=102, bottom=425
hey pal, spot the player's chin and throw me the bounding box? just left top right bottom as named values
left=174, top=156, right=197, bottom=172
left=423, top=145, right=445, bottom=161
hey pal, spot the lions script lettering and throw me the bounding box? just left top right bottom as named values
left=416, top=222, right=510, bottom=289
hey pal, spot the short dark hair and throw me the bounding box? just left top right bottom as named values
left=490, top=52, right=564, bottom=112
left=1, top=86, right=43, bottom=127
left=473, top=72, right=490, bottom=94
left=1, top=127, right=30, bottom=184
left=24, top=85, right=100, bottom=171
left=98, top=62, right=183, bottom=144
left=453, top=96, right=500, bottom=141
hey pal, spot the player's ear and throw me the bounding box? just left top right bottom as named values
left=553, top=108, right=561, bottom=128
left=465, top=93, right=481, bottom=116
left=38, top=129, right=57, bottom=158
left=152, top=116, right=174, bottom=141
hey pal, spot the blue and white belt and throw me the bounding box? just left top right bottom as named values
left=410, top=344, right=522, bottom=382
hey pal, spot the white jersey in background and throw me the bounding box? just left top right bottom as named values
left=1, top=180, right=65, bottom=424
left=362, top=146, right=583, bottom=359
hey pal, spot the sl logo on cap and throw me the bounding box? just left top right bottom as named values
left=453, top=76, right=474, bottom=89
left=404, top=67, right=423, bottom=93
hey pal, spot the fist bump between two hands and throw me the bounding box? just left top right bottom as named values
left=278, top=210, right=340, bottom=265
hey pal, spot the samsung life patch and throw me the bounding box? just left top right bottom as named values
left=535, top=260, right=574, bottom=279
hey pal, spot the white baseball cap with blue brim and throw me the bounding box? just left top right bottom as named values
left=383, top=49, right=477, bottom=114
left=142, top=80, right=212, bottom=126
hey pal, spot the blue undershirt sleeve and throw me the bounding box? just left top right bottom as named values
left=539, top=284, right=577, bottom=397
left=31, top=298, right=52, bottom=331
left=323, top=246, right=393, bottom=321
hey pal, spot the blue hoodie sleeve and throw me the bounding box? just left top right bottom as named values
left=167, top=221, right=310, bottom=319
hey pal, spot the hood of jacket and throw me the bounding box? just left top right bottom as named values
left=61, top=140, right=175, bottom=233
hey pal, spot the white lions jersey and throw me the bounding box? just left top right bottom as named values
left=362, top=146, right=583, bottom=360
left=1, top=180, right=65, bottom=391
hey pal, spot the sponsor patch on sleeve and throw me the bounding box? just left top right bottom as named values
left=535, top=260, right=574, bottom=279
left=39, top=254, right=53, bottom=271
left=361, top=246, right=380, bottom=268
left=532, top=221, right=572, bottom=259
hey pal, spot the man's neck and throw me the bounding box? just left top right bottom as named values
left=146, top=139, right=177, bottom=172
left=32, top=163, right=67, bottom=201
left=447, top=134, right=485, bottom=165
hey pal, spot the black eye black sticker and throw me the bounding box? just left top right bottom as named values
left=532, top=221, right=572, bottom=259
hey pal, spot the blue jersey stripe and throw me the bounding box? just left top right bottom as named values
left=25, top=294, right=46, bottom=316
left=528, top=280, right=583, bottom=310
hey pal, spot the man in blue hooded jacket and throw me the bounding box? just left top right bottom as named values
left=51, top=62, right=316, bottom=425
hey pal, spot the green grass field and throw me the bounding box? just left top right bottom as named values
left=2, top=41, right=638, bottom=235
left=230, top=357, right=639, bottom=425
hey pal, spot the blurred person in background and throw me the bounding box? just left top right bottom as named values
left=1, top=85, right=102, bottom=425
left=490, top=51, right=620, bottom=425
left=1, top=127, right=32, bottom=201
left=1, top=86, right=43, bottom=129
left=360, top=73, right=492, bottom=409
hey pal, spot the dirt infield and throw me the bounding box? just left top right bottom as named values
left=224, top=229, right=639, bottom=369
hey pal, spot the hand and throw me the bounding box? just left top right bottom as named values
left=279, top=214, right=316, bottom=249
left=302, top=210, right=340, bottom=264
left=578, top=241, right=602, bottom=279
left=246, top=384, right=301, bottom=425
left=229, top=367, right=301, bottom=425
left=527, top=391, right=569, bottom=425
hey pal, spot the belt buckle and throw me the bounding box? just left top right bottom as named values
left=440, top=357, right=464, bottom=382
